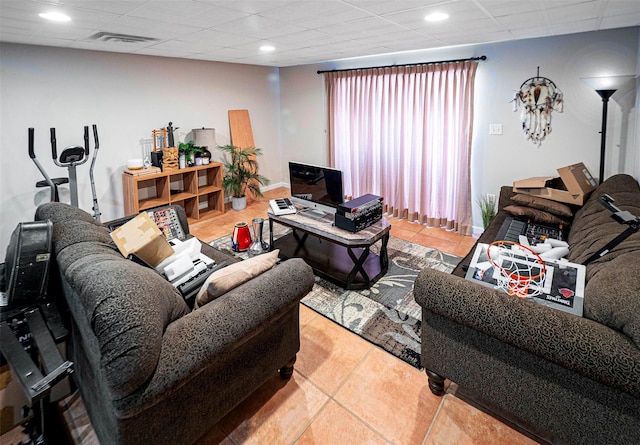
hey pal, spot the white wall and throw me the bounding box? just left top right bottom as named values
left=1, top=28, right=638, bottom=253
left=0, top=44, right=282, bottom=252
left=280, top=27, right=639, bottom=233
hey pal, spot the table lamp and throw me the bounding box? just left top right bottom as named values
left=192, top=128, right=216, bottom=165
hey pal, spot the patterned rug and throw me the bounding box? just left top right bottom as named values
left=210, top=223, right=460, bottom=369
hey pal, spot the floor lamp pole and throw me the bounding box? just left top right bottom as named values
left=595, top=89, right=616, bottom=184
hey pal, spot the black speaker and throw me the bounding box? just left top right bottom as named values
left=151, top=151, right=163, bottom=170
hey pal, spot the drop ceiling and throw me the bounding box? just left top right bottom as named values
left=1, top=0, right=638, bottom=67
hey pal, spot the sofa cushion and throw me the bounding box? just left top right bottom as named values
left=52, top=220, right=118, bottom=256
left=58, top=242, right=189, bottom=400
left=504, top=205, right=569, bottom=225
left=583, top=251, right=640, bottom=347
left=36, top=202, right=101, bottom=226
left=566, top=174, right=640, bottom=346
left=511, top=194, right=573, bottom=218
left=194, top=250, right=279, bottom=309
left=567, top=174, right=640, bottom=266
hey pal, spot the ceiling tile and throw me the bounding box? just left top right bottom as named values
left=0, top=0, right=637, bottom=67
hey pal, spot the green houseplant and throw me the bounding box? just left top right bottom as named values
left=178, top=141, right=202, bottom=167
left=218, top=144, right=270, bottom=210
left=477, top=193, right=497, bottom=229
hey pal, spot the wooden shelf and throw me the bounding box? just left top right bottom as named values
left=123, top=162, right=224, bottom=220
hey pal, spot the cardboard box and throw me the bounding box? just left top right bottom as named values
left=110, top=213, right=174, bottom=267
left=513, top=162, right=597, bottom=205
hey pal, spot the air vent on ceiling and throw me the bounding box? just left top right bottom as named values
left=88, top=32, right=159, bottom=44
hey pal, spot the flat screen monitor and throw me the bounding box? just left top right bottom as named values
left=288, top=161, right=344, bottom=216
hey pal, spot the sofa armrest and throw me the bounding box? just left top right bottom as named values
left=120, top=259, right=314, bottom=410
left=415, top=268, right=640, bottom=398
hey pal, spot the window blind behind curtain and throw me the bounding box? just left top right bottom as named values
left=325, top=61, right=478, bottom=235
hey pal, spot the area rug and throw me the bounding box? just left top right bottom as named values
left=210, top=223, right=461, bottom=369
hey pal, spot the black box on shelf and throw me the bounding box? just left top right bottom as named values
left=151, top=151, right=163, bottom=170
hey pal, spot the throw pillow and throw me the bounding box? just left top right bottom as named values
left=195, top=250, right=280, bottom=309
left=511, top=194, right=573, bottom=218
left=504, top=205, right=569, bottom=226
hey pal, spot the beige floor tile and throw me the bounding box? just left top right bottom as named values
left=425, top=394, right=540, bottom=445
left=388, top=218, right=424, bottom=233
left=411, top=232, right=459, bottom=255
left=297, top=313, right=373, bottom=395
left=295, top=400, right=391, bottom=445
left=299, top=303, right=319, bottom=328
left=196, top=425, right=235, bottom=445
left=58, top=392, right=101, bottom=445
left=334, top=348, right=440, bottom=445
left=452, top=242, right=474, bottom=258
left=218, top=372, right=328, bottom=445
left=419, top=226, right=466, bottom=242
left=389, top=225, right=419, bottom=242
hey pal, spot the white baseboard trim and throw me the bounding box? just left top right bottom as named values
left=223, top=182, right=290, bottom=203
left=471, top=225, right=484, bottom=238
left=261, top=182, right=289, bottom=192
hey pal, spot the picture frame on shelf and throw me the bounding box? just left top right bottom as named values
left=153, top=129, right=168, bottom=152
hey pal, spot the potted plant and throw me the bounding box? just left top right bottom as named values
left=477, top=193, right=497, bottom=229
left=218, top=144, right=270, bottom=210
left=178, top=141, right=202, bottom=167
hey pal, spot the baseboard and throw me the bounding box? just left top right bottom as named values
left=471, top=225, right=484, bottom=238
left=261, top=182, right=289, bottom=193
left=222, top=182, right=290, bottom=203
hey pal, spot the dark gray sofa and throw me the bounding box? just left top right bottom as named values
left=414, top=174, right=640, bottom=445
left=35, top=203, right=315, bottom=445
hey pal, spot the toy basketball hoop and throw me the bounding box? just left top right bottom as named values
left=487, top=240, right=547, bottom=299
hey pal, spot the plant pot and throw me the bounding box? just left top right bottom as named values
left=231, top=196, right=246, bottom=211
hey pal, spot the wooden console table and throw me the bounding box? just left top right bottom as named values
left=268, top=209, right=390, bottom=290
left=122, top=163, right=224, bottom=221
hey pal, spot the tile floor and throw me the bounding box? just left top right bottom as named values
left=188, top=188, right=539, bottom=444
left=52, top=188, right=541, bottom=445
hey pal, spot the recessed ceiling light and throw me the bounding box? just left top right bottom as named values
left=260, top=45, right=275, bottom=52
left=39, top=11, right=71, bottom=22
left=424, top=12, right=449, bottom=22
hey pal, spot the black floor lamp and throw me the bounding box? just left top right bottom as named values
left=582, top=75, right=634, bottom=184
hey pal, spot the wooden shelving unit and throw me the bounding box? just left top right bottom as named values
left=123, top=162, right=224, bottom=221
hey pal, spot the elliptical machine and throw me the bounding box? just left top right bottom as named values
left=29, top=125, right=101, bottom=221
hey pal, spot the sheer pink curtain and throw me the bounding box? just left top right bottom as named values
left=325, top=61, right=478, bottom=235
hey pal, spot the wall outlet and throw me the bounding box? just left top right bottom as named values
left=489, top=124, right=503, bottom=135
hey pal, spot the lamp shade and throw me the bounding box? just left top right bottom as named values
left=581, top=75, right=635, bottom=91
left=192, top=128, right=216, bottom=148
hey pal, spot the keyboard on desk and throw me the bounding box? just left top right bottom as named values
left=270, top=198, right=296, bottom=215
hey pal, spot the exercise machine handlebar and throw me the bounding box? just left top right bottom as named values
left=28, top=127, right=35, bottom=159
left=92, top=124, right=99, bottom=149
left=84, top=126, right=90, bottom=156
left=50, top=128, right=56, bottom=159
left=89, top=124, right=101, bottom=222
left=50, top=128, right=89, bottom=168
left=29, top=128, right=58, bottom=202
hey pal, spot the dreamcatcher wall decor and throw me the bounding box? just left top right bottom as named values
left=512, top=67, right=563, bottom=146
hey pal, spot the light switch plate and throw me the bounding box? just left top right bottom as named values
left=489, top=124, right=503, bottom=135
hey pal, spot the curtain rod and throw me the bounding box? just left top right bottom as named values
left=317, top=55, right=487, bottom=74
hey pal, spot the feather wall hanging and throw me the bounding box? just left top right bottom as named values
left=512, top=68, right=563, bottom=146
